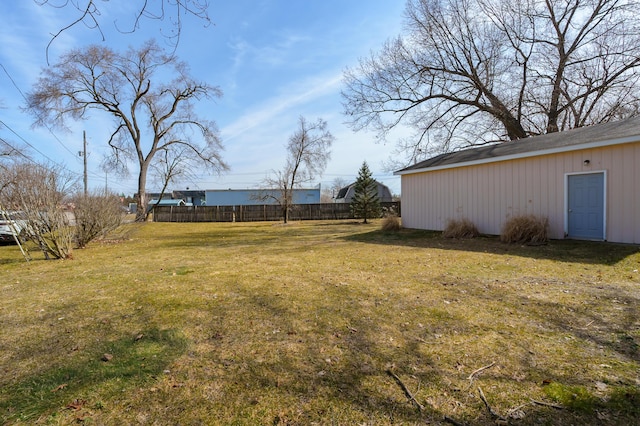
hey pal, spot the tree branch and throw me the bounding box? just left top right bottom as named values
left=386, top=369, right=425, bottom=412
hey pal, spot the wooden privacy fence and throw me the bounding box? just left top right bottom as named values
left=152, top=202, right=400, bottom=223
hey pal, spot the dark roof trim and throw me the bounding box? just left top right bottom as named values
left=395, top=117, right=640, bottom=175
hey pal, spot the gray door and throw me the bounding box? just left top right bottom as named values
left=568, top=173, right=604, bottom=240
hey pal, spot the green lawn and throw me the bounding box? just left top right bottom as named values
left=1, top=220, right=639, bottom=425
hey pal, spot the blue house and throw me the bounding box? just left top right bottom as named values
left=204, top=188, right=321, bottom=206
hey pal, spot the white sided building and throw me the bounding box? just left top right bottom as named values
left=395, top=117, right=640, bottom=244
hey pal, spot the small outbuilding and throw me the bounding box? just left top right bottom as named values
left=334, top=180, right=393, bottom=203
left=395, top=117, right=640, bottom=244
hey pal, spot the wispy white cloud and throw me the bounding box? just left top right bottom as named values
left=221, top=71, right=342, bottom=143
left=226, top=30, right=313, bottom=92
left=0, top=1, right=82, bottom=94
left=255, top=32, right=312, bottom=67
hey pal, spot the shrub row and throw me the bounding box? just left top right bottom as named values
left=443, top=215, right=549, bottom=244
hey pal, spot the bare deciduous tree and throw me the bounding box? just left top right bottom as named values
left=342, top=0, right=640, bottom=166
left=36, top=0, right=211, bottom=63
left=26, top=40, right=228, bottom=221
left=150, top=145, right=198, bottom=205
left=262, top=117, right=334, bottom=223
left=320, top=177, right=349, bottom=202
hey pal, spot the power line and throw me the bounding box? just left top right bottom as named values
left=2, top=61, right=164, bottom=190
left=0, top=136, right=35, bottom=163
left=0, top=121, right=132, bottom=192
left=1, top=64, right=167, bottom=195
left=0, top=62, right=83, bottom=162
left=0, top=120, right=67, bottom=167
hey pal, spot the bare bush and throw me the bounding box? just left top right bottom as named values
left=500, top=215, right=549, bottom=245
left=0, top=162, right=77, bottom=259
left=443, top=218, right=479, bottom=239
left=73, top=191, right=124, bottom=248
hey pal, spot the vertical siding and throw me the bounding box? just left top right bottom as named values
left=606, top=146, right=622, bottom=242
left=401, top=141, right=640, bottom=243
left=630, top=146, right=637, bottom=243
left=547, top=155, right=564, bottom=238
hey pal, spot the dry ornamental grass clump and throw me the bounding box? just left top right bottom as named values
left=381, top=214, right=401, bottom=232
left=442, top=218, right=479, bottom=238
left=500, top=214, right=549, bottom=244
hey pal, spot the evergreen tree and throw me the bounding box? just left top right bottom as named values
left=351, top=161, right=381, bottom=223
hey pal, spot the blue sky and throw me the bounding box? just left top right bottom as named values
left=0, top=1, right=406, bottom=196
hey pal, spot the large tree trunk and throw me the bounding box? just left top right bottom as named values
left=136, top=162, right=150, bottom=222
left=484, top=90, right=528, bottom=140
left=283, top=187, right=290, bottom=224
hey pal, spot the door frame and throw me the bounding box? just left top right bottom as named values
left=564, top=170, right=607, bottom=240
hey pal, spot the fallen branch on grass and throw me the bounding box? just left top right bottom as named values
left=505, top=401, right=530, bottom=419
left=443, top=415, right=466, bottom=426
left=386, top=369, right=425, bottom=411
left=468, top=361, right=496, bottom=381
left=531, top=399, right=564, bottom=409
left=478, top=387, right=507, bottom=422
left=576, top=320, right=595, bottom=330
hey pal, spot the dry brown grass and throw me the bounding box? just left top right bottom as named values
left=381, top=214, right=401, bottom=232
left=500, top=214, right=549, bottom=244
left=0, top=220, right=639, bottom=425
left=442, top=217, right=479, bottom=238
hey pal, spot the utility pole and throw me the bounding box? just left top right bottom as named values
left=83, top=131, right=88, bottom=196
left=79, top=131, right=88, bottom=196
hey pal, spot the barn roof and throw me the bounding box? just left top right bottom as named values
left=396, top=116, right=640, bottom=175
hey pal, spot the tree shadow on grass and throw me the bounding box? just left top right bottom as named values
left=0, top=241, right=30, bottom=264
left=444, top=277, right=640, bottom=424
left=196, top=272, right=640, bottom=425
left=345, top=228, right=640, bottom=265
left=0, top=327, right=187, bottom=424
left=204, top=286, right=444, bottom=424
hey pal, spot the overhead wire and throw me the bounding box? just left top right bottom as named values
left=0, top=136, right=35, bottom=163
left=0, top=62, right=83, bottom=162
left=0, top=120, right=136, bottom=193
left=1, top=63, right=134, bottom=193
left=0, top=119, right=65, bottom=167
